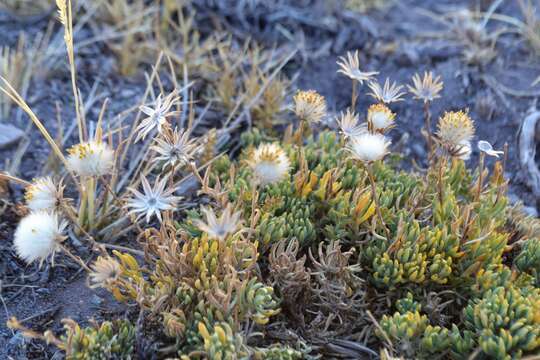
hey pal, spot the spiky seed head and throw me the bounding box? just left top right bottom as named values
left=89, top=256, right=121, bottom=288
left=14, top=211, right=67, bottom=264
left=436, top=110, right=475, bottom=147
left=336, top=109, right=366, bottom=139
left=248, top=143, right=290, bottom=186
left=194, top=204, right=243, bottom=241
left=151, top=127, right=198, bottom=169
left=408, top=71, right=444, bottom=103
left=293, top=90, right=327, bottom=123
left=347, top=132, right=391, bottom=163
left=336, top=50, right=379, bottom=84
left=25, top=177, right=63, bottom=211
left=67, top=141, right=114, bottom=177
left=367, top=103, right=396, bottom=131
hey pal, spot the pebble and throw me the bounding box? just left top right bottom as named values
left=0, top=123, right=24, bottom=149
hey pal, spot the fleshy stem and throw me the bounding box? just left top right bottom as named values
left=366, top=163, right=390, bottom=240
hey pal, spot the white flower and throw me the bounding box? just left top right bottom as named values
left=127, top=175, right=181, bottom=223
left=336, top=109, right=366, bottom=139
left=67, top=141, right=115, bottom=177
left=25, top=177, right=63, bottom=211
left=194, top=205, right=243, bottom=240
left=347, top=132, right=391, bottom=163
left=14, top=211, right=67, bottom=264
left=478, top=140, right=504, bottom=158
left=367, top=103, right=395, bottom=131
left=247, top=143, right=291, bottom=186
left=136, top=92, right=180, bottom=142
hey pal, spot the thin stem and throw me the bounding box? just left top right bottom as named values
left=101, top=243, right=145, bottom=257
left=476, top=152, right=486, bottom=202
left=366, top=164, right=390, bottom=240
left=59, top=244, right=91, bottom=272
left=351, top=80, right=357, bottom=110
left=423, top=101, right=434, bottom=158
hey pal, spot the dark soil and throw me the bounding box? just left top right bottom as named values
left=1, top=0, right=539, bottom=358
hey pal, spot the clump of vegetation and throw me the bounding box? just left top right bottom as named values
left=2, top=1, right=540, bottom=359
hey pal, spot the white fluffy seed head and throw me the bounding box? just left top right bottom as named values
left=14, top=211, right=67, bottom=264
left=248, top=143, right=291, bottom=186
left=67, top=141, right=114, bottom=177
left=24, top=177, right=62, bottom=211
left=347, top=132, right=391, bottom=163
left=367, top=103, right=395, bottom=131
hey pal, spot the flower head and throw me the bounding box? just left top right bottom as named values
left=67, top=141, right=115, bottom=177
left=478, top=140, right=504, bottom=158
left=247, top=143, right=290, bottom=186
left=408, top=71, right=444, bottom=102
left=89, top=256, right=121, bottom=289
left=25, top=177, right=64, bottom=211
left=336, top=109, right=365, bottom=139
left=346, top=132, right=391, bottom=163
left=127, top=175, right=181, bottom=223
left=151, top=127, right=198, bottom=169
left=367, top=103, right=395, bottom=132
left=435, top=111, right=475, bottom=159
left=136, top=91, right=180, bottom=142
left=436, top=110, right=475, bottom=155
left=293, top=90, right=326, bottom=123
left=368, top=78, right=406, bottom=104
left=336, top=50, right=379, bottom=84
left=194, top=204, right=243, bottom=240
left=14, top=211, right=67, bottom=264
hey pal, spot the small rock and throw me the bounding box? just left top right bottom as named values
left=7, top=332, right=26, bottom=349
left=0, top=123, right=24, bottom=149
left=522, top=206, right=538, bottom=218
left=90, top=294, right=103, bottom=307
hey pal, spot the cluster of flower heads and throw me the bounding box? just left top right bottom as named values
left=14, top=176, right=66, bottom=264
left=12, top=90, right=199, bottom=265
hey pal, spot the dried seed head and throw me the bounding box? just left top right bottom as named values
left=136, top=91, right=180, bottom=142
left=25, top=177, right=63, bottom=211
left=368, top=78, right=406, bottom=104
left=14, top=211, right=67, bottom=264
left=408, top=71, right=444, bottom=103
left=367, top=103, right=395, bottom=132
left=293, top=90, right=327, bottom=123
left=347, top=132, right=391, bottom=163
left=336, top=109, right=366, bottom=139
left=336, top=50, right=379, bottom=84
left=195, top=204, right=243, bottom=241
left=247, top=143, right=290, bottom=186
left=151, top=127, right=198, bottom=169
left=89, top=256, right=121, bottom=288
left=67, top=141, right=115, bottom=177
